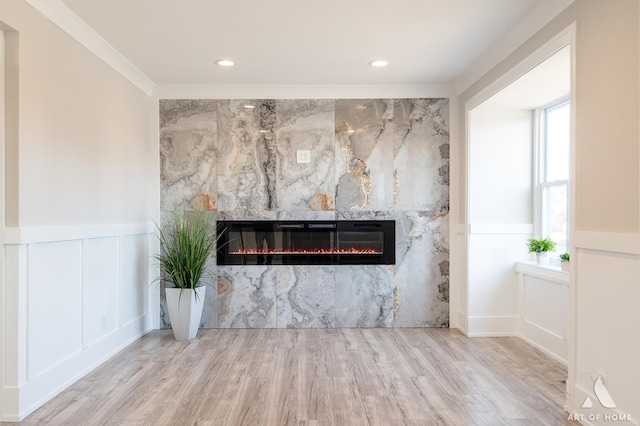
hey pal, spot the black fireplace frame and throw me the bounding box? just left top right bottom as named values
left=216, top=220, right=395, bottom=265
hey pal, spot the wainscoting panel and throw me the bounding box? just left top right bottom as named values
left=515, top=263, right=569, bottom=363
left=83, top=237, right=119, bottom=347
left=570, top=236, right=640, bottom=423
left=27, top=241, right=83, bottom=379
left=2, top=225, right=153, bottom=421
left=118, top=234, right=149, bottom=327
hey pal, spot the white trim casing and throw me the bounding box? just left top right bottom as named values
left=4, top=223, right=153, bottom=245
left=468, top=223, right=534, bottom=235
left=454, top=0, right=576, bottom=95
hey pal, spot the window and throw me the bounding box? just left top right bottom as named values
left=538, top=98, right=570, bottom=254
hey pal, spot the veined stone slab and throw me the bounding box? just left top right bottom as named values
left=277, top=265, right=336, bottom=328
left=217, top=100, right=277, bottom=212
left=217, top=265, right=277, bottom=328
left=393, top=211, right=449, bottom=327
left=160, top=99, right=218, bottom=211
left=336, top=99, right=394, bottom=212
left=394, top=99, right=449, bottom=212
left=275, top=100, right=336, bottom=211
left=335, top=265, right=394, bottom=327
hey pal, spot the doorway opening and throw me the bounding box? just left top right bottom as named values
left=464, top=26, right=575, bottom=410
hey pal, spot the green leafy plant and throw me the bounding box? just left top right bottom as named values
left=559, top=252, right=570, bottom=261
left=153, top=209, right=217, bottom=294
left=527, top=237, right=557, bottom=253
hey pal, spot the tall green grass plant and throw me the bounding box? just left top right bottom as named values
left=153, top=210, right=216, bottom=295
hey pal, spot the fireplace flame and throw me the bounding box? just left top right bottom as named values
left=230, top=248, right=382, bottom=255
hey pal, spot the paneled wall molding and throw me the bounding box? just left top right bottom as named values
left=3, top=223, right=153, bottom=245
left=516, top=266, right=569, bottom=363
left=2, top=231, right=152, bottom=421
left=23, top=0, right=155, bottom=95
left=468, top=223, right=534, bottom=234
left=3, top=317, right=149, bottom=422
left=573, top=230, right=640, bottom=255
left=152, top=84, right=453, bottom=100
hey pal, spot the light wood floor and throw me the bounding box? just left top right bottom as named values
left=12, top=328, right=580, bottom=425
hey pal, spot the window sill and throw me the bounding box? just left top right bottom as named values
left=515, top=261, right=569, bottom=285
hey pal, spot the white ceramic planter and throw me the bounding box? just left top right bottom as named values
left=165, top=286, right=206, bottom=340
left=561, top=260, right=570, bottom=272
left=536, top=253, right=548, bottom=265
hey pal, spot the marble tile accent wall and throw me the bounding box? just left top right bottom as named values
left=159, top=98, right=449, bottom=329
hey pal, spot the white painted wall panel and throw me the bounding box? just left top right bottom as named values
left=118, top=235, right=148, bottom=326
left=468, top=233, right=526, bottom=318
left=575, top=249, right=640, bottom=420
left=523, top=275, right=568, bottom=339
left=27, top=241, right=82, bottom=378
left=469, top=109, right=533, bottom=224
left=82, top=238, right=119, bottom=346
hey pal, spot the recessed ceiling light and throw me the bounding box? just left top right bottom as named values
left=369, top=60, right=389, bottom=67
left=215, top=59, right=235, bottom=67
left=243, top=105, right=255, bottom=109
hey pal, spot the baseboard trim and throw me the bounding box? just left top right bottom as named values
left=467, top=315, right=518, bottom=336
left=517, top=320, right=567, bottom=365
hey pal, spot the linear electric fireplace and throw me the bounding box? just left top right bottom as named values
left=216, top=220, right=395, bottom=265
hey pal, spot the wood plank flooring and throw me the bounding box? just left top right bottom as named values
left=11, top=328, right=580, bottom=425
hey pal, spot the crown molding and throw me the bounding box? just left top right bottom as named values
left=152, top=84, right=453, bottom=99
left=453, top=0, right=575, bottom=96
left=24, top=0, right=155, bottom=95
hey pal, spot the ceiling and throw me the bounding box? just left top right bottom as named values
left=59, top=0, right=543, bottom=87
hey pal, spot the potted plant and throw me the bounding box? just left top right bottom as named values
left=154, top=209, right=217, bottom=340
left=527, top=237, right=557, bottom=265
left=560, top=252, right=570, bottom=272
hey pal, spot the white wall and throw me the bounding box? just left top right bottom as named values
left=14, top=3, right=151, bottom=226
left=469, top=110, right=533, bottom=225
left=467, top=109, right=533, bottom=335
left=1, top=0, right=155, bottom=420
left=457, top=1, right=640, bottom=423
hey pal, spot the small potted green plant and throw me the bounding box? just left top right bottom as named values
left=559, top=252, right=570, bottom=272
left=527, top=237, right=557, bottom=265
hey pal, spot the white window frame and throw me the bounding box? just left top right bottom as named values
left=535, top=96, right=570, bottom=254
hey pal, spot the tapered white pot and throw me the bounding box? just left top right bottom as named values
left=165, top=287, right=206, bottom=340
left=536, top=253, right=548, bottom=265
